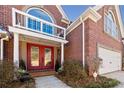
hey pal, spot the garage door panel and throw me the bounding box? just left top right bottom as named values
left=98, top=47, right=121, bottom=74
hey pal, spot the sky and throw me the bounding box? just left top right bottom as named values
left=62, top=5, right=124, bottom=24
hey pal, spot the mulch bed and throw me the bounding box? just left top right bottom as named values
left=0, top=79, right=35, bottom=88
left=56, top=74, right=120, bottom=88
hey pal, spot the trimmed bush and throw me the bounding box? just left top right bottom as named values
left=55, top=59, right=61, bottom=72
left=0, top=60, right=14, bottom=87
left=17, top=69, right=32, bottom=82
left=92, top=57, right=102, bottom=73
left=81, top=76, right=120, bottom=88
left=61, top=60, right=87, bottom=80
left=56, top=59, right=120, bottom=88
left=19, top=60, right=26, bottom=70
left=0, top=60, right=35, bottom=88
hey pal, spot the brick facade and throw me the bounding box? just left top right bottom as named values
left=86, top=6, right=123, bottom=75
left=65, top=5, right=123, bottom=75
left=0, top=5, right=68, bottom=62
left=0, top=5, right=123, bottom=75
left=65, top=24, right=83, bottom=61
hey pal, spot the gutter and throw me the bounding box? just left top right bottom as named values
left=66, top=7, right=102, bottom=35
left=80, top=17, right=85, bottom=68
left=79, top=8, right=102, bottom=69
left=0, top=31, right=9, bottom=60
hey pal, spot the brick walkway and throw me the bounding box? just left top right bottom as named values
left=35, top=76, right=70, bottom=88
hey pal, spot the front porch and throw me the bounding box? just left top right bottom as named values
left=8, top=8, right=68, bottom=75
left=20, top=34, right=62, bottom=71
left=13, top=33, right=65, bottom=75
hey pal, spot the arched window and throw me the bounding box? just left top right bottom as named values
left=27, top=8, right=54, bottom=34
left=104, top=11, right=119, bottom=39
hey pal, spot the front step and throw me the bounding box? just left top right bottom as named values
left=30, top=71, right=56, bottom=77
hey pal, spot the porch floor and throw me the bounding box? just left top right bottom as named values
left=35, top=75, right=70, bottom=88
left=30, top=71, right=55, bottom=77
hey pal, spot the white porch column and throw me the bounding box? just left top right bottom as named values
left=61, top=42, right=64, bottom=66
left=13, top=33, right=19, bottom=67
left=0, top=39, right=3, bottom=60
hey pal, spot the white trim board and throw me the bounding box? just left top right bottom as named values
left=93, top=5, right=124, bottom=38
left=56, top=5, right=69, bottom=21
left=66, top=5, right=124, bottom=39
left=9, top=26, right=68, bottom=44
left=26, top=7, right=55, bottom=24
left=66, top=7, right=102, bottom=35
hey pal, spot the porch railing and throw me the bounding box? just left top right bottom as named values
left=12, top=8, right=66, bottom=39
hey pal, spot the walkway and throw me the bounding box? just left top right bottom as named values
left=35, top=75, right=70, bottom=88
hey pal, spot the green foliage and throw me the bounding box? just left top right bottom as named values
left=60, top=60, right=88, bottom=80
left=55, top=59, right=61, bottom=72
left=81, top=76, right=120, bottom=88
left=0, top=60, right=34, bottom=87
left=92, top=57, right=102, bottom=72
left=16, top=68, right=32, bottom=82
left=19, top=59, right=26, bottom=70
left=57, top=59, right=119, bottom=88
left=57, top=67, right=63, bottom=73
left=122, top=57, right=124, bottom=70
left=17, top=69, right=27, bottom=77
left=86, top=56, right=102, bottom=73
left=0, top=60, right=14, bottom=87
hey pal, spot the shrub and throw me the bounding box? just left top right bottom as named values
left=17, top=69, right=27, bottom=77
left=122, top=57, right=124, bottom=70
left=86, top=56, right=102, bottom=74
left=0, top=60, right=14, bottom=87
left=56, top=59, right=119, bottom=88
left=62, top=60, right=87, bottom=80
left=19, top=59, right=26, bottom=70
left=81, top=76, right=120, bottom=88
left=83, top=82, right=102, bottom=88
left=55, top=59, right=61, bottom=72
left=17, top=69, right=32, bottom=82
left=99, top=76, right=120, bottom=88
left=92, top=57, right=102, bottom=73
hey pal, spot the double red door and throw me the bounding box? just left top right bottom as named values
left=27, top=43, right=54, bottom=70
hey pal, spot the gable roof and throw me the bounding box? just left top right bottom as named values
left=115, top=6, right=124, bottom=38
left=67, top=7, right=101, bottom=34
left=56, top=5, right=69, bottom=21
left=67, top=5, right=124, bottom=38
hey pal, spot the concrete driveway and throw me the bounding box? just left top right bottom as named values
left=103, top=71, right=124, bottom=88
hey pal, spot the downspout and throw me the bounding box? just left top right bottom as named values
left=0, top=36, right=9, bottom=60
left=80, top=17, right=85, bottom=69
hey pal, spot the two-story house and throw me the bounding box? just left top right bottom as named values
left=0, top=5, right=69, bottom=76
left=0, top=5, right=124, bottom=76
left=65, top=5, right=124, bottom=75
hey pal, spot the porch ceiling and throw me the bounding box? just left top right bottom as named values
left=19, top=34, right=60, bottom=47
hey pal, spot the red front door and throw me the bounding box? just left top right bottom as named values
left=27, top=43, right=54, bottom=70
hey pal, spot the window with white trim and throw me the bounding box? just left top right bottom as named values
left=27, top=8, right=54, bottom=34
left=104, top=11, right=119, bottom=40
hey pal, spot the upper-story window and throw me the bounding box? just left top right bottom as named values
left=27, top=8, right=54, bottom=34
left=104, top=11, right=119, bottom=40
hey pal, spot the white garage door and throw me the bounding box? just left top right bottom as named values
left=98, top=47, right=122, bottom=74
